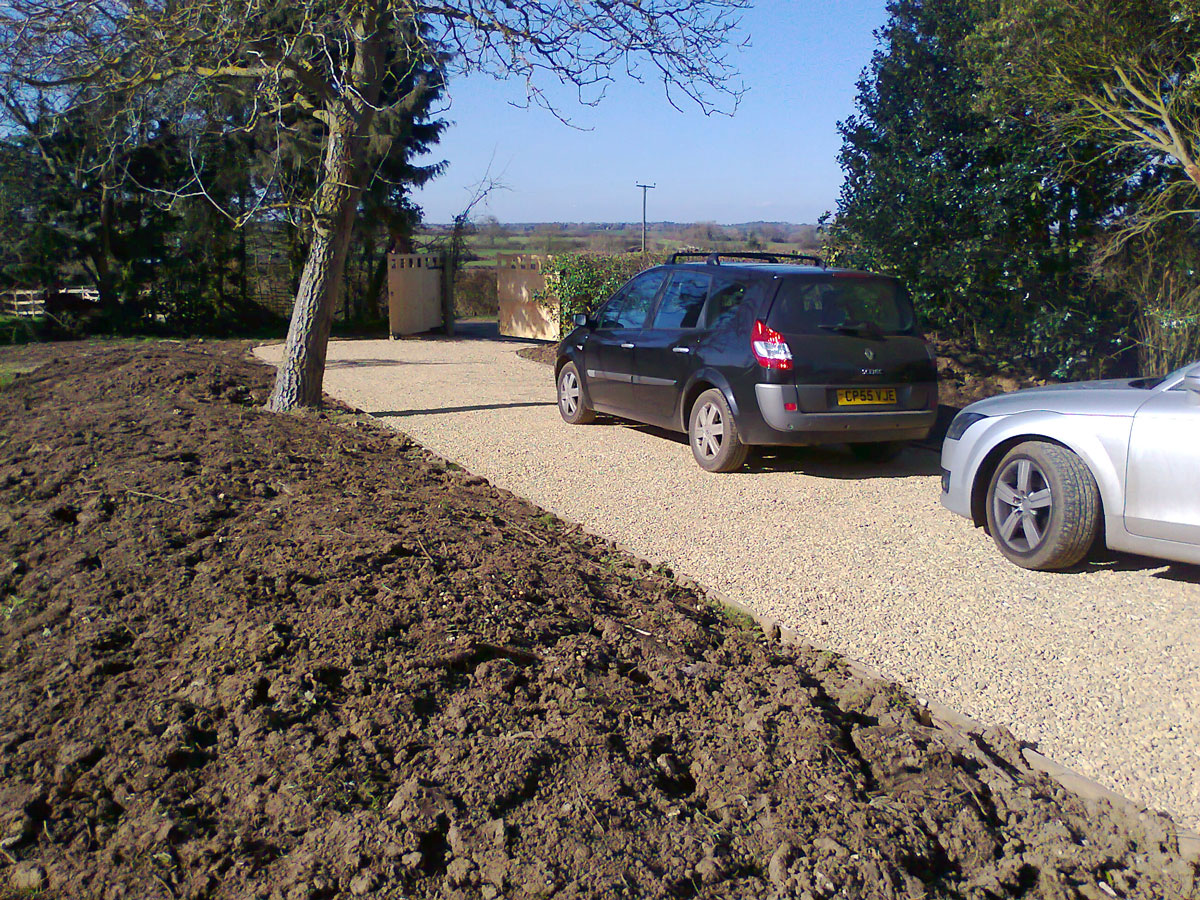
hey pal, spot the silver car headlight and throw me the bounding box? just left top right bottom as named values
left=946, top=411, right=989, bottom=441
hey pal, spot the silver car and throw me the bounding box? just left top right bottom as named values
left=940, top=360, right=1200, bottom=570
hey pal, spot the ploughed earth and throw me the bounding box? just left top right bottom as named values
left=0, top=341, right=1195, bottom=900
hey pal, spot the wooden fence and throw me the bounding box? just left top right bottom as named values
left=1, top=288, right=100, bottom=318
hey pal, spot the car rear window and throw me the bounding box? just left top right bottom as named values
left=768, top=276, right=914, bottom=334
left=705, top=279, right=746, bottom=329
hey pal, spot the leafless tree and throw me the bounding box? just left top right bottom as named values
left=1, top=0, right=748, bottom=410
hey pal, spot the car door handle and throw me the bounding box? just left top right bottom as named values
left=620, top=343, right=636, bottom=349
left=672, top=346, right=692, bottom=354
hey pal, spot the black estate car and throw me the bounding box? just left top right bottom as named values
left=554, top=252, right=938, bottom=472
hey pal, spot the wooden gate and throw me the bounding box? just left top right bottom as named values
left=387, top=254, right=444, bottom=337
left=497, top=254, right=558, bottom=341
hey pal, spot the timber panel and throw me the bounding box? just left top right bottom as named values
left=387, top=254, right=443, bottom=336
left=497, top=254, right=558, bottom=341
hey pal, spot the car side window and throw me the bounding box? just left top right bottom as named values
left=652, top=272, right=711, bottom=330
left=611, top=270, right=668, bottom=329
left=595, top=290, right=629, bottom=330
left=705, top=279, right=747, bottom=329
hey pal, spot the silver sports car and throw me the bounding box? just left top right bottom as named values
left=940, top=360, right=1200, bottom=570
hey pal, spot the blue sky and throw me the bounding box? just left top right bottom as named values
left=411, top=0, right=890, bottom=226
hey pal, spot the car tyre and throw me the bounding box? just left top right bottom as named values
left=557, top=362, right=595, bottom=425
left=850, top=441, right=904, bottom=463
left=689, top=388, right=749, bottom=472
left=985, top=441, right=1100, bottom=571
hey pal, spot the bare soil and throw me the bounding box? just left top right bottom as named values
left=0, top=341, right=1195, bottom=900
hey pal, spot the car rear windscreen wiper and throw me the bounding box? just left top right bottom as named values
left=818, top=320, right=886, bottom=339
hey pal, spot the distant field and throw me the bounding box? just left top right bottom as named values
left=413, top=222, right=822, bottom=269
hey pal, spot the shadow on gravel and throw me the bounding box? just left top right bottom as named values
left=373, top=400, right=556, bottom=418
left=749, top=445, right=943, bottom=478
left=326, top=359, right=458, bottom=369
left=427, top=319, right=546, bottom=344
left=1062, top=551, right=1200, bottom=582
left=1099, top=556, right=1200, bottom=585
left=593, top=419, right=943, bottom=478
left=1155, top=563, right=1200, bottom=584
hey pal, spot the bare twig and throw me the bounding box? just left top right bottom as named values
left=125, top=489, right=181, bottom=504
left=414, top=534, right=435, bottom=563
left=575, top=786, right=604, bottom=832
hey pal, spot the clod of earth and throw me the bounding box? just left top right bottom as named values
left=0, top=341, right=1195, bottom=899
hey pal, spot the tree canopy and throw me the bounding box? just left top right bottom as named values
left=2, top=0, right=750, bottom=407
left=826, top=0, right=1134, bottom=376
left=971, top=0, right=1200, bottom=243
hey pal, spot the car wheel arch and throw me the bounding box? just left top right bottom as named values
left=554, top=353, right=575, bottom=381
left=969, top=432, right=1114, bottom=532
left=679, top=370, right=739, bottom=433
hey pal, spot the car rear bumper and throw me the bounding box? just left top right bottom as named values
left=747, top=383, right=936, bottom=445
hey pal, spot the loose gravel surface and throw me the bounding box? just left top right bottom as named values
left=255, top=335, right=1200, bottom=832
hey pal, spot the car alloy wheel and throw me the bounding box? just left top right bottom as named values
left=556, top=362, right=595, bottom=425
left=693, top=402, right=725, bottom=460
left=560, top=370, right=581, bottom=416
left=991, top=457, right=1053, bottom=552
left=984, top=441, right=1100, bottom=570
left=688, top=388, right=749, bottom=472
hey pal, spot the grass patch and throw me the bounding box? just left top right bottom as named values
left=705, top=597, right=760, bottom=635
left=2, top=595, right=30, bottom=620
left=0, top=361, right=40, bottom=388
left=0, top=314, right=44, bottom=346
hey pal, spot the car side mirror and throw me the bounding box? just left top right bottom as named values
left=1183, top=365, right=1200, bottom=395
left=573, top=313, right=590, bottom=329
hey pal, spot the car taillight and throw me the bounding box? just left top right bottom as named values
left=751, top=320, right=793, bottom=370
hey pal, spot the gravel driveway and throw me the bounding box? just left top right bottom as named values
left=255, top=333, right=1200, bottom=830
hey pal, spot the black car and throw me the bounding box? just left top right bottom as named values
left=554, top=252, right=938, bottom=472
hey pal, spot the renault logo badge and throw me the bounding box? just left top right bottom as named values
left=864, top=349, right=875, bottom=361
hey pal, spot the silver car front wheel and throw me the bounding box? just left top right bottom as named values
left=985, top=441, right=1100, bottom=570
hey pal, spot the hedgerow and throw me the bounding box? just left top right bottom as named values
left=537, top=252, right=667, bottom=332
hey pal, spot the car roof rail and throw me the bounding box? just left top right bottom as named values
left=666, top=250, right=825, bottom=267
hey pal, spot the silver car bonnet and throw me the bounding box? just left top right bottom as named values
left=961, top=378, right=1159, bottom=419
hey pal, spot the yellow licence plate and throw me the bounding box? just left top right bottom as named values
left=837, top=388, right=897, bottom=406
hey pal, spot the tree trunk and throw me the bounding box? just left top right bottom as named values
left=238, top=184, right=249, bottom=309
left=94, top=186, right=117, bottom=312
left=364, top=243, right=390, bottom=320
left=266, top=19, right=385, bottom=411
left=266, top=121, right=367, bottom=410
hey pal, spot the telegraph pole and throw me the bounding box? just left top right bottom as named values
left=636, top=183, right=656, bottom=255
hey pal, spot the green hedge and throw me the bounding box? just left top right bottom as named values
left=0, top=315, right=44, bottom=346
left=538, top=252, right=666, bottom=333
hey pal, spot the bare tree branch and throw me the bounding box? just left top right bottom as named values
left=1, top=0, right=749, bottom=408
